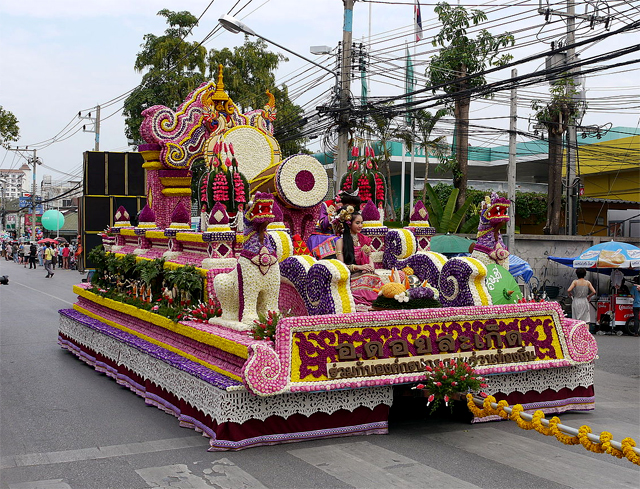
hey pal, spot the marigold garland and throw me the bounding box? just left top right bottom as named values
left=621, top=438, right=640, bottom=465
left=599, top=431, right=624, bottom=459
left=467, top=395, right=640, bottom=465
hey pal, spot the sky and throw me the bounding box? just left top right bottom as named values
left=1, top=0, right=639, bottom=183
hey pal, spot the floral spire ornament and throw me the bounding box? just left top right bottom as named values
left=113, top=206, right=132, bottom=228
left=207, top=202, right=231, bottom=232
left=409, top=200, right=431, bottom=227
left=168, top=201, right=192, bottom=230
left=136, top=204, right=157, bottom=229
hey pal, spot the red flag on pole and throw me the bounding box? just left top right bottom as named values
left=415, top=1, right=423, bottom=42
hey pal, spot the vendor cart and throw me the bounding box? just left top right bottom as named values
left=595, top=294, right=634, bottom=335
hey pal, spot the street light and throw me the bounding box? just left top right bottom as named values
left=218, top=14, right=349, bottom=193
left=218, top=14, right=338, bottom=81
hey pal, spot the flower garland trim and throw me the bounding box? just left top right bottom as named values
left=466, top=394, right=640, bottom=466
left=73, top=286, right=248, bottom=358
left=73, top=304, right=243, bottom=382
left=162, top=187, right=191, bottom=197
left=176, top=232, right=205, bottom=244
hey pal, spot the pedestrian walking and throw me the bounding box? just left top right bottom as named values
left=12, top=242, right=18, bottom=263
left=568, top=268, right=597, bottom=323
left=29, top=242, right=37, bottom=269
left=62, top=243, right=70, bottom=269
left=37, top=243, right=44, bottom=267
left=19, top=242, right=25, bottom=266
left=58, top=244, right=65, bottom=269
left=51, top=243, right=57, bottom=270
left=44, top=243, right=55, bottom=278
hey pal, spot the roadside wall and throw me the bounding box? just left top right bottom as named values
left=459, top=234, right=640, bottom=296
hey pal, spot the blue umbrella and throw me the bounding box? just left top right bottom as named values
left=573, top=241, right=640, bottom=270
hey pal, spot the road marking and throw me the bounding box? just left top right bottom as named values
left=430, top=426, right=640, bottom=489
left=0, top=436, right=207, bottom=470
left=136, top=464, right=211, bottom=488
left=8, top=480, right=71, bottom=489
left=9, top=280, right=74, bottom=305
left=136, top=459, right=267, bottom=489
left=289, top=441, right=480, bottom=489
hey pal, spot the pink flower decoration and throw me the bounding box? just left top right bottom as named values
left=416, top=383, right=425, bottom=389
left=229, top=142, right=235, bottom=155
left=225, top=157, right=232, bottom=167
left=427, top=394, right=435, bottom=402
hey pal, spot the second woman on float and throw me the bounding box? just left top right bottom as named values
left=333, top=205, right=383, bottom=310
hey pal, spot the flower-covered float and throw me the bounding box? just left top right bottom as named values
left=58, top=67, right=597, bottom=451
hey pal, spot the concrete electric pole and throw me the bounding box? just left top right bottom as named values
left=336, top=0, right=354, bottom=193
left=79, top=106, right=100, bottom=151
left=7, top=147, right=41, bottom=242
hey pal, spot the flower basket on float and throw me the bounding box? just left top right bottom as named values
left=411, top=358, right=487, bottom=413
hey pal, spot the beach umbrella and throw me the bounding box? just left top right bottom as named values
left=429, top=234, right=476, bottom=254
left=572, top=241, right=640, bottom=270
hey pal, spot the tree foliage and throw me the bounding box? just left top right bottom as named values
left=425, top=2, right=514, bottom=211
left=0, top=106, right=20, bottom=149
left=396, top=108, right=450, bottom=202
left=208, top=39, right=307, bottom=157
left=123, top=10, right=207, bottom=143
left=123, top=11, right=306, bottom=156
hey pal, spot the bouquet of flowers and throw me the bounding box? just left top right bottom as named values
left=412, top=358, right=488, bottom=413
left=183, top=298, right=222, bottom=323
left=251, top=309, right=291, bottom=343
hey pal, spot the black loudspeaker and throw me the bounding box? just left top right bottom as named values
left=81, top=151, right=148, bottom=269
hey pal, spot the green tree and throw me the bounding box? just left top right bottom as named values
left=357, top=105, right=403, bottom=220
left=397, top=108, right=450, bottom=203
left=531, top=76, right=582, bottom=235
left=0, top=106, right=20, bottom=149
left=208, top=39, right=306, bottom=157
left=423, top=182, right=479, bottom=233
left=123, top=9, right=208, bottom=143
left=425, top=2, right=514, bottom=211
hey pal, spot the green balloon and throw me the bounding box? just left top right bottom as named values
left=41, top=210, right=65, bottom=231
left=485, top=263, right=523, bottom=305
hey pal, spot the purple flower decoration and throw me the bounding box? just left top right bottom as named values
left=171, top=202, right=191, bottom=224
left=361, top=200, right=380, bottom=221
left=138, top=204, right=156, bottom=224
left=208, top=202, right=230, bottom=225
left=272, top=200, right=284, bottom=222
left=410, top=200, right=429, bottom=223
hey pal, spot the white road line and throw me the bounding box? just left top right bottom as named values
left=8, top=480, right=72, bottom=489
left=0, top=436, right=208, bottom=470
left=136, top=459, right=268, bottom=489
left=289, top=441, right=480, bottom=489
left=429, top=426, right=640, bottom=489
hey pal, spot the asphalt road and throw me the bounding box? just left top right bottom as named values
left=1, top=260, right=638, bottom=489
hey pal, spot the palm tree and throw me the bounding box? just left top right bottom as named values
left=397, top=108, right=450, bottom=203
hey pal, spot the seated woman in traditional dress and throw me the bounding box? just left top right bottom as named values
left=333, top=206, right=383, bottom=310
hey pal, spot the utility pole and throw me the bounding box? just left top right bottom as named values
left=336, top=0, right=354, bottom=193
left=79, top=106, right=100, bottom=151
left=565, top=0, right=577, bottom=236
left=7, top=147, right=41, bottom=242
left=539, top=0, right=609, bottom=235
left=507, top=69, right=517, bottom=254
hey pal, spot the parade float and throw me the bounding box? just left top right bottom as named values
left=58, top=67, right=597, bottom=451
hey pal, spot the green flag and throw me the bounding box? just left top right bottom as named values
left=405, top=47, right=414, bottom=125
left=361, top=69, right=367, bottom=106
